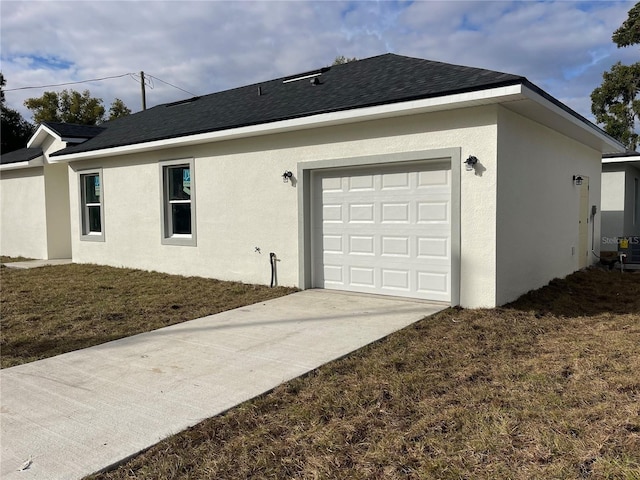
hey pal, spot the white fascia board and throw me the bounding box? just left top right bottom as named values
left=519, top=85, right=626, bottom=154
left=50, top=84, right=526, bottom=163
left=27, top=124, right=62, bottom=148
left=0, top=156, right=45, bottom=171
left=602, top=155, right=640, bottom=163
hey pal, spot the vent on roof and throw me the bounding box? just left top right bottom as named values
left=282, top=66, right=331, bottom=84
left=166, top=96, right=201, bottom=107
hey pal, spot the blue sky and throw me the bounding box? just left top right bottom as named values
left=0, top=0, right=636, bottom=125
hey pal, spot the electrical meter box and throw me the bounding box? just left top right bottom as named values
left=618, top=236, right=640, bottom=264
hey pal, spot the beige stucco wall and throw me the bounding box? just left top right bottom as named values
left=0, top=167, right=48, bottom=259
left=69, top=105, right=499, bottom=307
left=495, top=106, right=602, bottom=305
left=44, top=163, right=72, bottom=258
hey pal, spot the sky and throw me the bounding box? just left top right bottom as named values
left=0, top=0, right=637, bottom=126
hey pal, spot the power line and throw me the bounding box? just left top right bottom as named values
left=6, top=71, right=198, bottom=99
left=4, top=73, right=133, bottom=92
left=147, top=74, right=198, bottom=97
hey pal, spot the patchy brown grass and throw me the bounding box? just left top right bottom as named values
left=85, top=268, right=640, bottom=480
left=1, top=255, right=33, bottom=263
left=0, top=263, right=296, bottom=368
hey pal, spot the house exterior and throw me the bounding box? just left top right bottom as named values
left=1, top=54, right=625, bottom=307
left=0, top=122, right=103, bottom=259
left=601, top=152, right=640, bottom=251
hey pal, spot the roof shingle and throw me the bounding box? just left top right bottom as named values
left=53, top=54, right=525, bottom=156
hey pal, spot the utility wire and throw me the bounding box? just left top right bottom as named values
left=8, top=71, right=198, bottom=98
left=5, top=73, right=133, bottom=92
left=147, top=74, right=198, bottom=97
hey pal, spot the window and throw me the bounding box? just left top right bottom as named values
left=161, top=159, right=196, bottom=245
left=79, top=170, right=104, bottom=241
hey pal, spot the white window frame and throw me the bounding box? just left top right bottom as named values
left=160, top=158, right=196, bottom=246
left=79, top=169, right=105, bottom=242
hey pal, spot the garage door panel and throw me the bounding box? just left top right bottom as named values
left=314, top=162, right=451, bottom=302
left=417, top=236, right=449, bottom=259
left=381, top=236, right=410, bottom=257
left=381, top=171, right=411, bottom=190
left=348, top=203, right=375, bottom=223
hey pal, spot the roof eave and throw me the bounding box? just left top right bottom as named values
left=50, top=81, right=624, bottom=163
left=50, top=84, right=528, bottom=163
left=505, top=84, right=626, bottom=155
left=0, top=156, right=45, bottom=171
left=27, top=124, right=61, bottom=149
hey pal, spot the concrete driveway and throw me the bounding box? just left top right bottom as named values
left=0, top=289, right=446, bottom=480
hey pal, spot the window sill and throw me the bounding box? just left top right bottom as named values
left=161, top=235, right=196, bottom=246
left=80, top=232, right=105, bottom=242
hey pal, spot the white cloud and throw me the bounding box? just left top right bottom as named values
left=1, top=0, right=636, bottom=127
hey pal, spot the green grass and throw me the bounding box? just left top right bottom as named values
left=83, top=268, right=640, bottom=480
left=0, top=263, right=296, bottom=368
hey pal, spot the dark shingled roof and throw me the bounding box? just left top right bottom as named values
left=54, top=54, right=526, bottom=157
left=0, top=147, right=43, bottom=165
left=42, top=122, right=106, bottom=140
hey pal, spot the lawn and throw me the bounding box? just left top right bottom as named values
left=0, top=262, right=296, bottom=368
left=2, top=263, right=639, bottom=479
left=83, top=268, right=639, bottom=480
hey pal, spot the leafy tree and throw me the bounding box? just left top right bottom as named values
left=24, top=89, right=130, bottom=125
left=332, top=55, right=358, bottom=65
left=1, top=73, right=35, bottom=154
left=591, top=2, right=640, bottom=150
left=612, top=2, right=640, bottom=47
left=108, top=98, right=131, bottom=120
left=25, top=89, right=105, bottom=125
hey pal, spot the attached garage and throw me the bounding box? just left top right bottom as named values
left=300, top=149, right=461, bottom=305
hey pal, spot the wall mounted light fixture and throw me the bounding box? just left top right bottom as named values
left=573, top=175, right=583, bottom=186
left=464, top=155, right=478, bottom=171
left=282, top=171, right=293, bottom=183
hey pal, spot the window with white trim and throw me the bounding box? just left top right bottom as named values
left=79, top=170, right=104, bottom=241
left=161, top=160, right=196, bottom=245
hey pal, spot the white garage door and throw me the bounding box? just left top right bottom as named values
left=312, top=161, right=452, bottom=302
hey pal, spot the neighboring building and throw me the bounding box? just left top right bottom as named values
left=1, top=54, right=626, bottom=307
left=0, top=122, right=103, bottom=259
left=601, top=152, right=640, bottom=251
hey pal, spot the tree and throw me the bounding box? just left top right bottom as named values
left=25, top=89, right=105, bottom=125
left=108, top=98, right=131, bottom=120
left=612, top=2, right=640, bottom=47
left=1, top=73, right=35, bottom=154
left=591, top=2, right=640, bottom=150
left=332, top=55, right=358, bottom=65
left=24, top=89, right=130, bottom=125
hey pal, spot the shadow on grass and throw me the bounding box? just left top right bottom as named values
left=504, top=268, right=640, bottom=317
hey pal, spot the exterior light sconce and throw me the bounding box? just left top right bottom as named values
left=464, top=155, right=478, bottom=171
left=282, top=171, right=293, bottom=183
left=573, top=175, right=583, bottom=186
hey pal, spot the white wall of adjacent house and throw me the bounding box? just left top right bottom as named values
left=0, top=167, right=49, bottom=259
left=495, top=106, right=602, bottom=305
left=68, top=105, right=500, bottom=308
left=601, top=167, right=626, bottom=251
left=623, top=164, right=640, bottom=237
